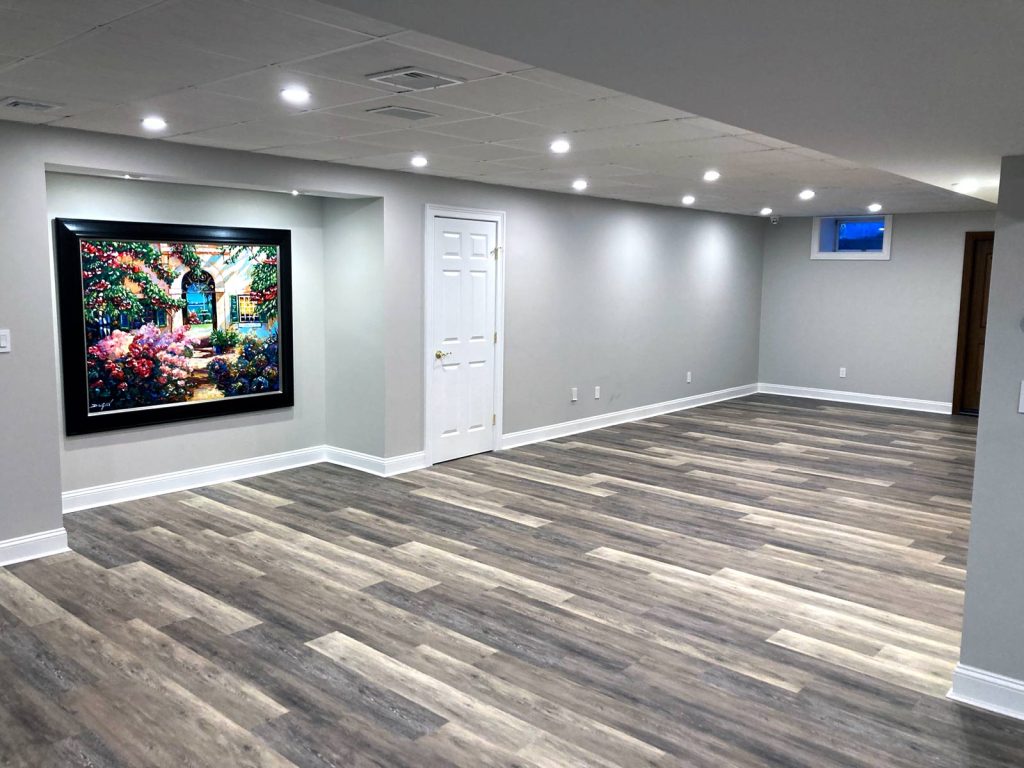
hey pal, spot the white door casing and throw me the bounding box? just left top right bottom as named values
left=424, top=208, right=504, bottom=464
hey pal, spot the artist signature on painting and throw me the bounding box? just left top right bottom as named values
left=89, top=403, right=114, bottom=412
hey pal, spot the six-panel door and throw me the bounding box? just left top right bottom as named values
left=431, top=216, right=498, bottom=463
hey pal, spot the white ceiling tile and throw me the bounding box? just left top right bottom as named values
left=0, top=58, right=168, bottom=102
left=0, top=77, right=111, bottom=120
left=425, top=116, right=552, bottom=142
left=110, top=0, right=371, bottom=66
left=739, top=133, right=797, bottom=149
left=683, top=115, right=753, bottom=136
left=0, top=0, right=161, bottom=25
left=388, top=30, right=530, bottom=74
left=672, top=135, right=773, bottom=157
left=0, top=9, right=95, bottom=57
left=326, top=93, right=486, bottom=127
left=511, top=68, right=620, bottom=99
left=486, top=155, right=645, bottom=177
left=40, top=28, right=253, bottom=94
left=342, top=152, right=430, bottom=171
left=431, top=143, right=538, bottom=162
left=494, top=118, right=720, bottom=153
left=342, top=128, right=471, bottom=152
left=200, top=67, right=386, bottom=110
left=167, top=121, right=324, bottom=150
left=0, top=1, right=986, bottom=216
left=415, top=74, right=581, bottom=114
left=51, top=91, right=271, bottom=136
left=504, top=99, right=657, bottom=132
left=259, top=110, right=383, bottom=138
left=239, top=0, right=403, bottom=36
left=255, top=137, right=392, bottom=161
left=597, top=94, right=696, bottom=120
left=290, top=40, right=497, bottom=86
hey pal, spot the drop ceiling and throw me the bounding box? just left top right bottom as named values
left=0, top=0, right=991, bottom=216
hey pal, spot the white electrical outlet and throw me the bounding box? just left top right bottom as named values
left=570, top=387, right=578, bottom=402
left=686, top=371, right=692, bottom=384
left=0, top=329, right=10, bottom=353
left=839, top=367, right=847, bottom=378
left=594, top=385, right=600, bottom=399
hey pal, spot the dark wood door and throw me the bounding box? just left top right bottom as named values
left=953, top=232, right=994, bottom=415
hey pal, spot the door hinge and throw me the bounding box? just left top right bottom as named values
left=493, top=331, right=498, bottom=344
left=491, top=246, right=501, bottom=260
left=492, top=413, right=497, bottom=425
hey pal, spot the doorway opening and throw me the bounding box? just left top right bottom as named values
left=952, top=231, right=995, bottom=415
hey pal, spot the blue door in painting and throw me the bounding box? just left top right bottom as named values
left=182, top=271, right=216, bottom=329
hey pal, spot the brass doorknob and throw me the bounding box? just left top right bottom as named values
left=435, top=350, right=452, bottom=360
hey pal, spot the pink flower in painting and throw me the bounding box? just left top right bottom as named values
left=93, top=330, right=134, bottom=360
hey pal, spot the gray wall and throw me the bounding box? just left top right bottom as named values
left=960, top=154, right=1024, bottom=680
left=0, top=121, right=765, bottom=527
left=322, top=197, right=386, bottom=456
left=0, top=129, right=63, bottom=539
left=371, top=172, right=765, bottom=455
left=46, top=174, right=329, bottom=491
left=759, top=211, right=996, bottom=403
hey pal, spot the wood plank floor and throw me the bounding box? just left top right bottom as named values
left=4, top=394, right=1024, bottom=766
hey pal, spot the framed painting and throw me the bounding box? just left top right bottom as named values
left=54, top=218, right=294, bottom=435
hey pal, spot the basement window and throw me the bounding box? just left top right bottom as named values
left=811, top=214, right=892, bottom=260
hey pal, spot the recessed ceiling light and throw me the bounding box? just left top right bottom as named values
left=549, top=138, right=571, bottom=154
left=141, top=116, right=167, bottom=131
left=411, top=154, right=429, bottom=168
left=681, top=195, right=696, bottom=206
left=703, top=169, right=721, bottom=182
left=953, top=178, right=980, bottom=194
left=760, top=207, right=773, bottom=216
left=122, top=174, right=132, bottom=179
left=798, top=189, right=815, bottom=200
left=572, top=178, right=588, bottom=192
left=867, top=202, right=883, bottom=213
left=281, top=86, right=311, bottom=105
left=290, top=189, right=300, bottom=196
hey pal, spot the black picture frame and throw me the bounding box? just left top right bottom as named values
left=54, top=218, right=294, bottom=436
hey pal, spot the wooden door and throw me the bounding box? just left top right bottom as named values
left=953, top=232, right=994, bottom=415
left=428, top=216, right=498, bottom=463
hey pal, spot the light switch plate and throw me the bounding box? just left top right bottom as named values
left=0, top=329, right=10, bottom=353
left=570, top=387, right=578, bottom=402
left=1018, top=380, right=1024, bottom=414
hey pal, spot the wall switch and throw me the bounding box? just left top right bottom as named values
left=594, top=385, right=600, bottom=399
left=0, top=329, right=10, bottom=353
left=1018, top=381, right=1024, bottom=414
left=686, top=371, right=692, bottom=384
left=839, top=367, right=847, bottom=378
left=570, top=387, right=578, bottom=402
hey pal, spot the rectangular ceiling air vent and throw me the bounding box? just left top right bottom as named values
left=366, top=67, right=462, bottom=92
left=0, top=96, right=62, bottom=112
left=364, top=105, right=438, bottom=121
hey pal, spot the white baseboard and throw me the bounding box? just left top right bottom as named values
left=62, top=444, right=429, bottom=513
left=948, top=663, right=1024, bottom=722
left=757, top=383, right=952, bottom=414
left=499, top=383, right=759, bottom=450
left=62, top=446, right=326, bottom=514
left=0, top=527, right=69, bottom=567
left=323, top=446, right=428, bottom=477
left=58, top=381, right=948, bottom=515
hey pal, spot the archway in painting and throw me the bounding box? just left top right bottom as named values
left=181, top=270, right=217, bottom=331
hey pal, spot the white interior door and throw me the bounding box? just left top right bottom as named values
left=429, top=216, right=498, bottom=463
